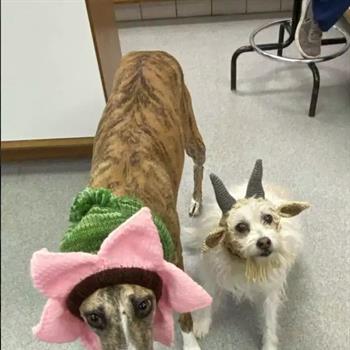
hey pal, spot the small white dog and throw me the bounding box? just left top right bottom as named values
left=184, top=160, right=310, bottom=350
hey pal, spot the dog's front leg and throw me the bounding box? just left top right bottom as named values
left=191, top=303, right=212, bottom=339
left=176, top=250, right=202, bottom=350
left=191, top=269, right=221, bottom=339
left=260, top=292, right=281, bottom=350
left=179, top=267, right=217, bottom=349
left=179, top=313, right=201, bottom=350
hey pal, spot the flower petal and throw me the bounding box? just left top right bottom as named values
left=33, top=299, right=83, bottom=343
left=153, top=297, right=174, bottom=346
left=31, top=249, right=100, bottom=298
left=80, top=329, right=102, bottom=350
left=98, top=207, right=163, bottom=268
left=158, top=262, right=212, bottom=313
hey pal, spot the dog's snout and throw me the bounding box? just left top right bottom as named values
left=256, top=237, right=272, bottom=250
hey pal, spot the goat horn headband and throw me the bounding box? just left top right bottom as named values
left=246, top=159, right=265, bottom=199
left=210, top=159, right=265, bottom=213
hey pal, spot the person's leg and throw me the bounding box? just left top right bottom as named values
left=296, top=0, right=323, bottom=57
left=313, top=0, right=350, bottom=31
left=296, top=0, right=350, bottom=57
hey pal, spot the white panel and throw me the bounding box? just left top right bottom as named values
left=141, top=1, right=176, bottom=19
left=176, top=0, right=212, bottom=17
left=1, top=0, right=106, bottom=141
left=212, top=0, right=246, bottom=15
left=247, top=0, right=281, bottom=13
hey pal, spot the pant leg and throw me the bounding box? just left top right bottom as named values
left=313, top=0, right=350, bottom=31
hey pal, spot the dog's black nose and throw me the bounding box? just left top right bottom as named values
left=256, top=237, right=272, bottom=250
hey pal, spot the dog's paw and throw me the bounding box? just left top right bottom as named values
left=262, top=345, right=277, bottom=350
left=262, top=337, right=278, bottom=350
left=192, top=316, right=211, bottom=339
left=189, top=198, right=202, bottom=217
left=182, top=331, right=202, bottom=350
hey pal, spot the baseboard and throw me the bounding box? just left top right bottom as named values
left=1, top=137, right=94, bottom=162
left=114, top=0, right=287, bottom=22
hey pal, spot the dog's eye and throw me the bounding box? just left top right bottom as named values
left=262, top=214, right=273, bottom=224
left=235, top=222, right=249, bottom=233
left=131, top=297, right=153, bottom=319
left=85, top=312, right=106, bottom=330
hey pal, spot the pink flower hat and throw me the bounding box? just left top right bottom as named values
left=31, top=207, right=212, bottom=349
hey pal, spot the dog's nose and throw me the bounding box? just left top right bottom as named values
left=256, top=237, right=272, bottom=250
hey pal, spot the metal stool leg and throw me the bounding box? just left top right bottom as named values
left=277, top=24, right=285, bottom=56
left=231, top=45, right=254, bottom=90
left=308, top=63, right=320, bottom=117
left=231, top=42, right=287, bottom=90
left=230, top=0, right=348, bottom=117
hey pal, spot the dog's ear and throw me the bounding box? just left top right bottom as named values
left=277, top=201, right=310, bottom=218
left=205, top=228, right=226, bottom=248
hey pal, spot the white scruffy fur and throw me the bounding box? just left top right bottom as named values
left=183, top=183, right=309, bottom=350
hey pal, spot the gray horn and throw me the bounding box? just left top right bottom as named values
left=246, top=159, right=265, bottom=199
left=210, top=173, right=236, bottom=213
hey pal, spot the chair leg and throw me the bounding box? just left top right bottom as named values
left=277, top=24, right=285, bottom=56
left=230, top=0, right=345, bottom=118
left=231, top=45, right=254, bottom=91
left=308, top=63, right=320, bottom=117
left=231, top=42, right=285, bottom=91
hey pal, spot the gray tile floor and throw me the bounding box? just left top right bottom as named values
left=2, top=15, right=350, bottom=350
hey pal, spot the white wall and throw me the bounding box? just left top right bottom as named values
left=1, top=0, right=106, bottom=141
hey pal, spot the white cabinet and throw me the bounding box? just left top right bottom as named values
left=1, top=0, right=107, bottom=141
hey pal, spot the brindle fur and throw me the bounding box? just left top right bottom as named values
left=80, top=285, right=155, bottom=350
left=88, top=51, right=206, bottom=345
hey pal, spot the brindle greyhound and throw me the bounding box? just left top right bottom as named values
left=80, top=51, right=206, bottom=349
